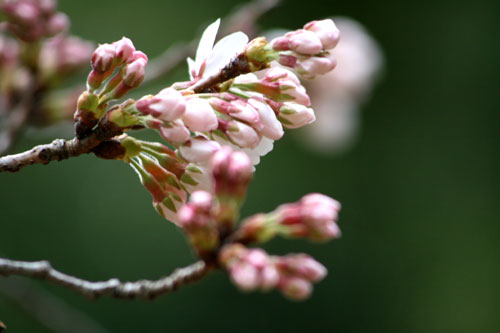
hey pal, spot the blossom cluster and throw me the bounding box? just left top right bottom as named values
left=71, top=17, right=343, bottom=300
left=0, top=0, right=94, bottom=124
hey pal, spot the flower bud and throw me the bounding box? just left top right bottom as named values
left=159, top=119, right=191, bottom=144
left=285, top=29, right=323, bottom=55
left=270, top=36, right=290, bottom=51
left=279, top=102, right=315, bottom=129
left=209, top=97, right=262, bottom=131
left=136, top=88, right=186, bottom=121
left=113, top=37, right=135, bottom=64
left=91, top=43, right=116, bottom=73
left=247, top=98, right=283, bottom=140
left=182, top=98, right=218, bottom=132
left=122, top=51, right=147, bottom=88
left=276, top=254, right=327, bottom=282
left=46, top=12, right=69, bottom=36
left=211, top=147, right=253, bottom=200
left=296, top=53, right=337, bottom=78
left=179, top=136, right=221, bottom=163
left=225, top=120, right=260, bottom=149
left=279, top=277, right=312, bottom=301
left=181, top=163, right=213, bottom=194
left=177, top=190, right=219, bottom=257
left=219, top=245, right=279, bottom=292
left=304, top=19, right=340, bottom=50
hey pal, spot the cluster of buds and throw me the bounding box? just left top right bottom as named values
left=178, top=191, right=219, bottom=259
left=235, top=193, right=341, bottom=243
left=0, top=0, right=93, bottom=127
left=268, top=19, right=340, bottom=79
left=70, top=18, right=344, bottom=302
left=74, top=38, right=147, bottom=138
left=1, top=0, right=69, bottom=42
left=219, top=244, right=327, bottom=301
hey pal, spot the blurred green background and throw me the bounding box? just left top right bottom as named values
left=1, top=0, right=500, bottom=332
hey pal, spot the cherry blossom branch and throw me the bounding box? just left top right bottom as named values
left=144, top=0, right=280, bottom=84
left=0, top=258, right=211, bottom=300
left=0, top=118, right=123, bottom=172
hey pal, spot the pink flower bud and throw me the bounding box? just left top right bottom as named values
left=46, top=12, right=69, bottom=36
left=122, top=52, right=147, bottom=88
left=304, top=19, right=340, bottom=50
left=189, top=190, right=213, bottom=212
left=285, top=29, right=323, bottom=55
left=209, top=98, right=263, bottom=131
left=263, top=66, right=301, bottom=86
left=278, top=254, right=327, bottom=282
left=296, top=53, right=337, bottom=78
left=183, top=98, right=218, bottom=132
left=113, top=37, right=135, bottom=63
left=279, top=102, right=315, bottom=129
left=137, top=88, right=186, bottom=121
left=280, top=80, right=311, bottom=106
left=247, top=98, right=283, bottom=140
left=270, top=36, right=290, bottom=51
left=260, top=265, right=280, bottom=290
left=159, top=119, right=191, bottom=144
left=179, top=136, right=221, bottom=163
left=279, top=277, right=312, bottom=301
left=231, top=263, right=260, bottom=291
left=38, top=0, right=56, bottom=14
left=91, top=43, right=116, bottom=73
left=211, top=147, right=253, bottom=198
left=226, top=120, right=261, bottom=149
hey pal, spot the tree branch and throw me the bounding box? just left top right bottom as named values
left=0, top=258, right=211, bottom=300
left=0, top=118, right=122, bottom=172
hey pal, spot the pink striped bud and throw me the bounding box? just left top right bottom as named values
left=285, top=29, right=323, bottom=55
left=179, top=136, right=221, bottom=163
left=113, top=37, right=135, bottom=64
left=270, top=36, right=290, bottom=51
left=177, top=190, right=219, bottom=257
left=46, top=12, right=69, bottom=36
left=211, top=147, right=253, bottom=199
left=91, top=43, right=116, bottom=73
left=279, top=102, right=315, bottom=129
left=219, top=245, right=279, bottom=292
left=263, top=66, right=301, bottom=86
left=279, top=277, right=312, bottom=301
left=209, top=97, right=263, bottom=131
left=182, top=98, right=218, bottom=132
left=276, top=254, right=327, bottom=282
left=136, top=88, right=186, bottom=121
left=304, top=19, right=340, bottom=50
left=226, top=120, right=261, bottom=149
left=247, top=98, right=283, bottom=140
left=275, top=193, right=341, bottom=241
left=296, top=53, right=337, bottom=78
left=122, top=51, right=147, bottom=88
left=159, top=119, right=191, bottom=144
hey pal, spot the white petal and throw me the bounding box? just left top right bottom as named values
left=187, top=57, right=196, bottom=80
left=195, top=18, right=220, bottom=72
left=204, top=31, right=249, bottom=78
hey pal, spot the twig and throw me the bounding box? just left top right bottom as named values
left=144, top=0, right=280, bottom=85
left=0, top=118, right=122, bottom=172
left=0, top=278, right=108, bottom=333
left=189, top=52, right=253, bottom=93
left=0, top=258, right=211, bottom=300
